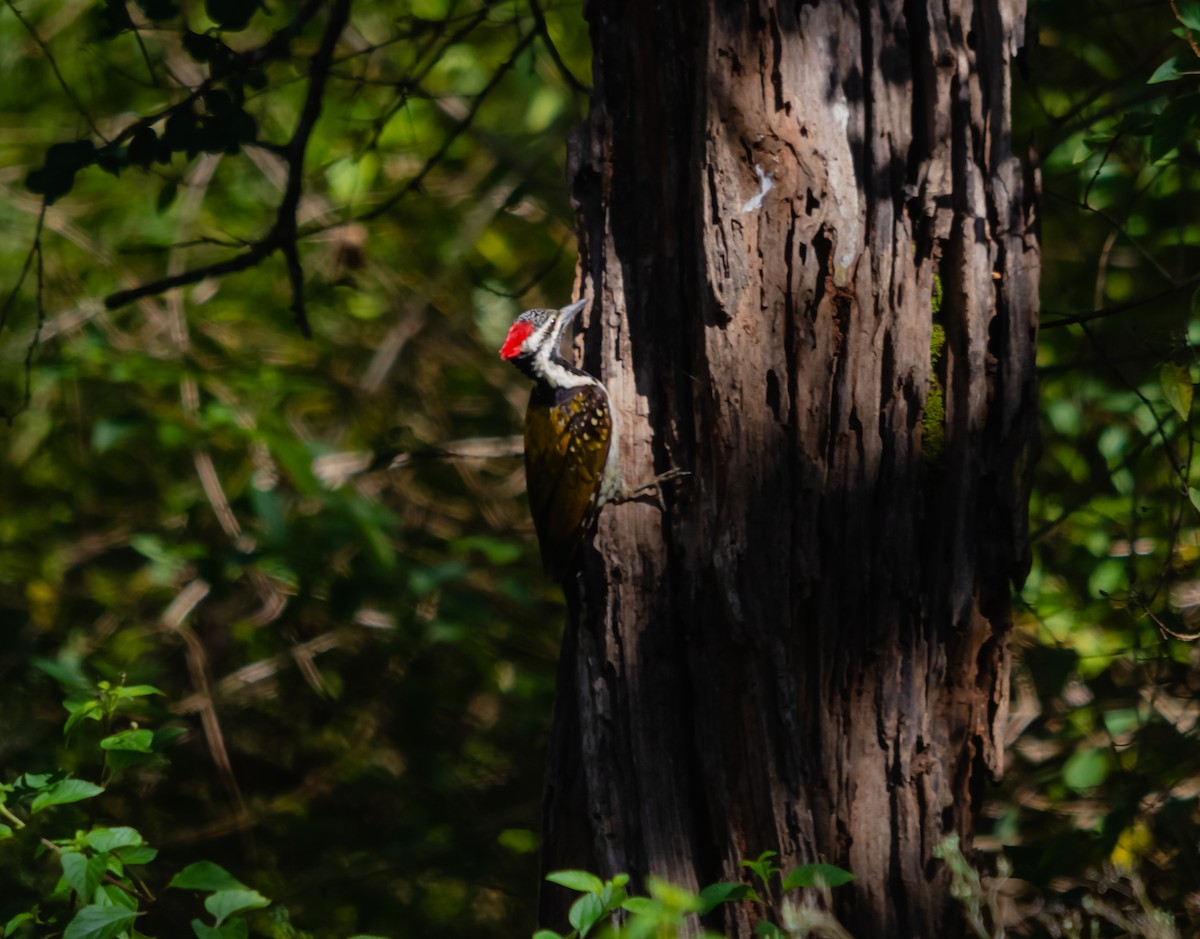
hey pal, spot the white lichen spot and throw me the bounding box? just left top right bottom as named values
left=740, top=163, right=775, bottom=213
left=831, top=100, right=850, bottom=134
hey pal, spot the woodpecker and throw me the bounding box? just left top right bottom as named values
left=499, top=298, right=682, bottom=579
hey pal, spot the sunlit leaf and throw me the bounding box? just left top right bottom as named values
left=62, top=905, right=139, bottom=939
left=81, top=827, right=144, bottom=853
left=1149, top=56, right=1188, bottom=83
left=567, top=893, right=603, bottom=936
left=1062, top=748, right=1112, bottom=791
left=1176, top=0, right=1200, bottom=30
left=60, top=850, right=106, bottom=903
left=203, top=889, right=270, bottom=926
left=546, top=870, right=605, bottom=894
left=99, top=729, right=154, bottom=753
left=30, top=779, right=104, bottom=814
left=191, top=918, right=248, bottom=939
left=168, top=862, right=246, bottom=893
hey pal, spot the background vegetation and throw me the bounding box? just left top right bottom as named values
left=1, top=0, right=1200, bottom=936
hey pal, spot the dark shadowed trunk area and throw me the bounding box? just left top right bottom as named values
left=540, top=2, right=1039, bottom=936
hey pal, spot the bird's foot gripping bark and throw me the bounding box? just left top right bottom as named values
left=612, top=468, right=690, bottom=511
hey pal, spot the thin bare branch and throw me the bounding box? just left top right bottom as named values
left=358, top=27, right=538, bottom=223
left=1041, top=272, right=1200, bottom=330
left=3, top=0, right=104, bottom=140
left=529, top=0, right=589, bottom=94
left=103, top=0, right=350, bottom=331
left=0, top=203, right=47, bottom=424
left=1170, top=0, right=1200, bottom=60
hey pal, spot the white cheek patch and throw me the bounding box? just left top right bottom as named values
left=529, top=322, right=554, bottom=354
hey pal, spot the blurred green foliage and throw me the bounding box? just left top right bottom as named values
left=7, top=0, right=1200, bottom=937
left=0, top=1, right=588, bottom=936
left=990, top=0, right=1200, bottom=928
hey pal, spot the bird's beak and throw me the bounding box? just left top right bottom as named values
left=558, top=298, right=589, bottom=324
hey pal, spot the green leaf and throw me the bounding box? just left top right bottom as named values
left=697, top=881, right=755, bottom=913
left=82, top=827, right=144, bottom=853
left=1149, top=56, right=1188, bottom=83
left=497, top=828, right=538, bottom=853
left=756, top=924, right=786, bottom=939
left=60, top=850, right=107, bottom=902
left=63, top=700, right=103, bottom=736
left=134, top=0, right=180, bottom=20
left=646, top=876, right=703, bottom=912
left=739, top=851, right=780, bottom=884
left=532, top=932, right=566, bottom=939
left=1189, top=487, right=1200, bottom=514
left=620, top=897, right=661, bottom=917
left=546, top=870, right=605, bottom=894
left=1160, top=362, right=1193, bottom=420
left=4, top=912, right=36, bottom=936
left=99, top=729, right=154, bottom=753
left=205, top=0, right=264, bottom=30
left=95, top=884, right=137, bottom=910
left=62, top=905, right=139, bottom=939
left=31, top=779, right=104, bottom=814
left=128, top=127, right=159, bottom=168
left=203, top=889, right=270, bottom=926
left=567, top=893, right=604, bottom=937
left=1063, top=748, right=1112, bottom=791
left=168, top=861, right=246, bottom=892
left=114, top=845, right=157, bottom=866
left=781, top=863, right=856, bottom=890
left=91, top=420, right=137, bottom=453
left=0, top=824, right=12, bottom=841
left=191, top=919, right=248, bottom=939
left=1177, top=0, right=1200, bottom=30
left=113, top=685, right=162, bottom=699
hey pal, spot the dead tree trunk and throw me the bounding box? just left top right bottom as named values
left=541, top=2, right=1039, bottom=936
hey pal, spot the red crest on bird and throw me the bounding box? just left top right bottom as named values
left=499, top=320, right=535, bottom=360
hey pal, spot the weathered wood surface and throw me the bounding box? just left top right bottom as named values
left=541, top=3, right=1038, bottom=936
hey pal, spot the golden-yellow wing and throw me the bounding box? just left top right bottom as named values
left=523, top=384, right=612, bottom=579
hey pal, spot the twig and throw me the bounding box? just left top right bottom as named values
left=1044, top=186, right=1174, bottom=285
left=3, top=0, right=105, bottom=140
left=1170, top=0, right=1200, bottom=60
left=271, top=0, right=352, bottom=335
left=159, top=580, right=249, bottom=823
left=358, top=27, right=538, bottom=222
left=312, top=435, right=525, bottom=487
left=1078, top=319, right=1184, bottom=482
left=1041, top=271, right=1200, bottom=329
left=468, top=239, right=568, bottom=298
left=360, top=7, right=492, bottom=151
left=0, top=203, right=47, bottom=425
left=38, top=837, right=155, bottom=903
left=103, top=240, right=273, bottom=311
left=529, top=0, right=589, bottom=94
left=103, top=0, right=349, bottom=333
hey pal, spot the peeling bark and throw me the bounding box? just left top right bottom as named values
left=541, top=3, right=1039, bottom=936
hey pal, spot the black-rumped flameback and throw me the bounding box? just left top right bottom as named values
left=499, top=298, right=622, bottom=579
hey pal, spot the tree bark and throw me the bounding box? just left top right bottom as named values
left=541, top=2, right=1039, bottom=937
